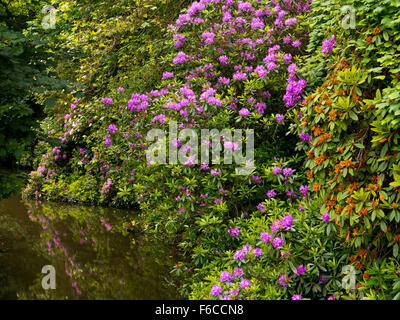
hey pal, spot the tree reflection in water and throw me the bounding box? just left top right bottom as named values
left=0, top=196, right=180, bottom=300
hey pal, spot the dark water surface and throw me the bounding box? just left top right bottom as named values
left=0, top=195, right=180, bottom=300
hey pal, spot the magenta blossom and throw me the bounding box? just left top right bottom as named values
left=322, top=35, right=336, bottom=55
left=240, top=279, right=251, bottom=289
left=238, top=108, right=250, bottom=116
left=322, top=212, right=331, bottom=222
left=211, top=285, right=222, bottom=297
left=220, top=271, right=233, bottom=283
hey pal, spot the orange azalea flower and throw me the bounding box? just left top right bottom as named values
left=334, top=160, right=354, bottom=173
left=352, top=88, right=360, bottom=104
left=312, top=125, right=324, bottom=136
left=336, top=184, right=344, bottom=192
left=347, top=182, right=360, bottom=193
left=371, top=200, right=380, bottom=210
left=363, top=273, right=371, bottom=280
left=328, top=76, right=339, bottom=85
left=372, top=27, right=381, bottom=35
left=313, top=183, right=322, bottom=192
left=371, top=252, right=377, bottom=261
left=358, top=249, right=368, bottom=259
left=336, top=89, right=346, bottom=96
left=358, top=208, right=368, bottom=217
left=345, top=204, right=354, bottom=215
left=336, top=146, right=344, bottom=153
left=315, top=133, right=332, bottom=146
left=327, top=197, right=337, bottom=209
left=329, top=109, right=337, bottom=121
left=314, top=153, right=327, bottom=165
left=315, top=105, right=324, bottom=113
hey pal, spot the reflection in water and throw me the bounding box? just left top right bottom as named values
left=0, top=196, right=180, bottom=300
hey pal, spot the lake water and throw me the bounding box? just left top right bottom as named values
left=0, top=195, right=181, bottom=300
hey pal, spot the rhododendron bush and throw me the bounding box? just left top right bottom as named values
left=22, top=0, right=400, bottom=300
left=26, top=0, right=311, bottom=241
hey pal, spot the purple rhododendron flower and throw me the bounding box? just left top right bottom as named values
left=228, top=227, right=241, bottom=237
left=234, top=268, right=244, bottom=278
left=211, top=285, right=223, bottom=297
left=283, top=168, right=293, bottom=177
left=267, top=189, right=276, bottom=198
left=220, top=271, right=233, bottom=283
left=238, top=108, right=250, bottom=116
left=253, top=248, right=262, bottom=257
left=233, top=250, right=246, bottom=260
left=261, top=232, right=273, bottom=243
left=278, top=274, right=290, bottom=287
left=162, top=72, right=174, bottom=79
left=240, top=279, right=251, bottom=289
left=102, top=97, right=113, bottom=105
left=272, top=166, right=282, bottom=175
left=276, top=114, right=285, bottom=123
left=292, top=40, right=301, bottom=47
left=173, top=51, right=187, bottom=64
left=255, top=65, right=267, bottom=78
left=233, top=71, right=248, bottom=81
left=272, top=237, right=284, bottom=248
left=322, top=212, right=331, bottom=222
left=322, top=35, right=336, bottom=54
left=108, top=124, right=117, bottom=134
left=104, top=134, right=112, bottom=147
left=294, top=264, right=307, bottom=276
left=257, top=203, right=266, bottom=213
left=300, top=132, right=311, bottom=141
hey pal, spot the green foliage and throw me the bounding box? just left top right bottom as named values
left=27, top=0, right=193, bottom=104
left=294, top=0, right=400, bottom=298
left=189, top=198, right=350, bottom=300
left=0, top=0, right=70, bottom=173
left=17, top=0, right=400, bottom=300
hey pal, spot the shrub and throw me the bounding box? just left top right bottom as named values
left=293, top=0, right=400, bottom=299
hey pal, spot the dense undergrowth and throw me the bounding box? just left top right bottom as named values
left=7, top=0, right=400, bottom=300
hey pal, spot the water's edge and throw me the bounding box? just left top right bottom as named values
left=0, top=195, right=181, bottom=300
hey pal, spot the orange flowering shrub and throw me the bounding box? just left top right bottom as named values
left=293, top=0, right=400, bottom=300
